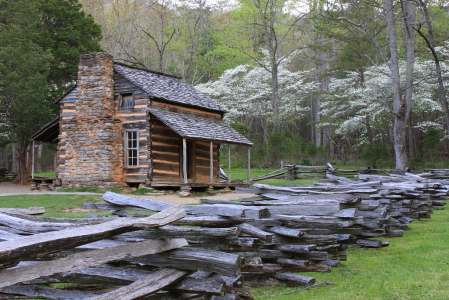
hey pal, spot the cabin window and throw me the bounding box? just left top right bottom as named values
left=125, top=130, right=139, bottom=168
left=120, top=93, right=134, bottom=109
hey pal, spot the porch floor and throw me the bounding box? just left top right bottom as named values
left=149, top=182, right=250, bottom=188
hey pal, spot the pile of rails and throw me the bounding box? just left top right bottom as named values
left=244, top=171, right=448, bottom=244
left=80, top=172, right=447, bottom=286
left=0, top=205, right=251, bottom=300
left=417, top=169, right=449, bottom=180
left=0, top=170, right=447, bottom=298
left=0, top=169, right=15, bottom=182
left=251, top=163, right=400, bottom=181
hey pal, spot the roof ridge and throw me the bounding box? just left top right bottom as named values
left=113, top=62, right=182, bottom=80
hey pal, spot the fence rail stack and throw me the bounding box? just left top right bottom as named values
left=0, top=170, right=448, bottom=298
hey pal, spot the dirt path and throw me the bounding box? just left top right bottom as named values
left=0, top=182, right=103, bottom=196
left=0, top=182, right=255, bottom=205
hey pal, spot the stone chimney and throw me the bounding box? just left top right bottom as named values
left=76, top=53, right=115, bottom=119
left=61, top=53, right=124, bottom=189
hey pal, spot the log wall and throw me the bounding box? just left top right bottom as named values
left=150, top=119, right=181, bottom=182
left=57, top=88, right=77, bottom=180
left=114, top=72, right=151, bottom=184
left=195, top=141, right=219, bottom=183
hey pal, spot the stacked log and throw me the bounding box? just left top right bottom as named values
left=83, top=175, right=447, bottom=286
left=82, top=192, right=357, bottom=287
left=245, top=171, right=448, bottom=246
left=1, top=170, right=447, bottom=297
left=251, top=163, right=402, bottom=182
left=0, top=205, right=252, bottom=300
left=82, top=192, right=319, bottom=288
left=0, top=169, right=16, bottom=182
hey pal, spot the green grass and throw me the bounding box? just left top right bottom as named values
left=0, top=194, right=104, bottom=218
left=229, top=168, right=320, bottom=187
left=252, top=209, right=449, bottom=299
left=34, top=171, right=56, bottom=177
left=57, top=187, right=105, bottom=193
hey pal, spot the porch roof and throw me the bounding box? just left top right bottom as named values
left=147, top=108, right=253, bottom=146
left=30, top=118, right=60, bottom=142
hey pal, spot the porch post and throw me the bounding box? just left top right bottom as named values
left=210, top=141, right=213, bottom=184
left=228, top=144, right=231, bottom=184
left=247, top=146, right=250, bottom=184
left=31, top=141, right=35, bottom=179
left=182, top=138, right=187, bottom=184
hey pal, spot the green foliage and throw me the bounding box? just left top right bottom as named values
left=410, top=155, right=426, bottom=169
left=230, top=121, right=251, bottom=137
left=34, top=0, right=102, bottom=98
left=421, top=128, right=444, bottom=167
left=0, top=0, right=53, bottom=145
left=422, top=127, right=440, bottom=148
left=360, top=144, right=390, bottom=168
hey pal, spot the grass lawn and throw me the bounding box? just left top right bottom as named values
left=253, top=209, right=449, bottom=299
left=0, top=194, right=104, bottom=218
left=229, top=168, right=320, bottom=187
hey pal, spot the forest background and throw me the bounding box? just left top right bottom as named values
left=1, top=0, right=449, bottom=182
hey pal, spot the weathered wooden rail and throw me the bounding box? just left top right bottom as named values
left=0, top=169, right=16, bottom=183
left=251, top=162, right=421, bottom=182
left=0, top=205, right=254, bottom=299
left=0, top=170, right=447, bottom=298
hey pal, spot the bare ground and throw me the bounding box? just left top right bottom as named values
left=0, top=182, right=255, bottom=205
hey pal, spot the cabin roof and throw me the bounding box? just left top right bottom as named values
left=147, top=108, right=253, bottom=145
left=114, top=64, right=227, bottom=113
left=30, top=117, right=59, bottom=142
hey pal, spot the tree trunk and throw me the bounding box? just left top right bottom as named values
left=271, top=62, right=279, bottom=125
left=341, top=145, right=346, bottom=165
left=36, top=143, right=43, bottom=174
left=12, top=142, right=17, bottom=173
left=417, top=0, right=449, bottom=137
left=16, top=140, right=32, bottom=185
left=385, top=0, right=408, bottom=169
left=403, top=0, right=416, bottom=122
left=408, top=112, right=415, bottom=158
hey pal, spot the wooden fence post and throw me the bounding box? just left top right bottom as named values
left=228, top=144, right=231, bottom=184
left=247, top=146, right=251, bottom=184
left=210, top=142, right=213, bottom=184
left=31, top=141, right=35, bottom=179
left=182, top=138, right=187, bottom=184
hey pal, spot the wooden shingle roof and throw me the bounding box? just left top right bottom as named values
left=148, top=109, right=253, bottom=145
left=114, top=64, right=227, bottom=113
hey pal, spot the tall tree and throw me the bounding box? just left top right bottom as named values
left=412, top=0, right=449, bottom=137
left=0, top=0, right=53, bottom=185
left=230, top=0, right=308, bottom=124
left=323, top=0, right=416, bottom=169
left=1, top=0, right=102, bottom=184
left=34, top=0, right=102, bottom=90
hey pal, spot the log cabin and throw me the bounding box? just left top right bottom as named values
left=31, top=52, right=253, bottom=189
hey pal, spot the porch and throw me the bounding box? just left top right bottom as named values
left=147, top=109, right=253, bottom=188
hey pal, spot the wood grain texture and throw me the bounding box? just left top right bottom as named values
left=87, top=268, right=187, bottom=300
left=0, top=239, right=188, bottom=289
left=0, top=205, right=186, bottom=269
